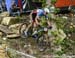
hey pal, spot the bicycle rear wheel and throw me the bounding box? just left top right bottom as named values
left=19, top=22, right=29, bottom=38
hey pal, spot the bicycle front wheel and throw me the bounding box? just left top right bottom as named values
left=37, top=35, right=47, bottom=52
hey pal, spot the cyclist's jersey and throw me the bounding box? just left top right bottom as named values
left=32, top=9, right=49, bottom=23
left=37, top=9, right=45, bottom=17
left=32, top=9, right=45, bottom=22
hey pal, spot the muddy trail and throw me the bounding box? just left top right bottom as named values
left=0, top=14, right=75, bottom=58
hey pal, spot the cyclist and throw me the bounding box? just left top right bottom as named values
left=34, top=8, right=49, bottom=25
left=25, top=8, right=52, bottom=36
left=29, top=7, right=51, bottom=27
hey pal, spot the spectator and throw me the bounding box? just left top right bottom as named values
left=0, top=0, right=3, bottom=12
left=10, top=0, right=20, bottom=16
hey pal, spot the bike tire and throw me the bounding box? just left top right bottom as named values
left=37, top=35, right=47, bottom=52
left=19, top=22, right=29, bottom=39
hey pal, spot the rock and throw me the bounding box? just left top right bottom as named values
left=0, top=46, right=5, bottom=53
left=0, top=12, right=9, bottom=17
left=2, top=37, right=7, bottom=40
left=50, top=22, right=57, bottom=31
left=0, top=16, right=4, bottom=24
left=0, top=32, right=3, bottom=36
left=1, top=17, right=18, bottom=25
left=26, top=48, right=34, bottom=55
left=58, top=29, right=66, bottom=39
left=0, top=45, right=9, bottom=58
left=62, top=16, right=68, bottom=19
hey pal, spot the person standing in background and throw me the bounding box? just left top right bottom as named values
left=0, top=0, right=3, bottom=12
left=5, top=0, right=12, bottom=13
left=18, top=0, right=22, bottom=12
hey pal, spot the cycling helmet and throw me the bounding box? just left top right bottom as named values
left=44, top=8, right=50, bottom=13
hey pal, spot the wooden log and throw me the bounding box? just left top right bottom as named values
left=6, top=34, right=20, bottom=38
left=0, top=25, right=14, bottom=34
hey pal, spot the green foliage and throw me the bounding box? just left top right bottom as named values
left=40, top=16, right=48, bottom=27
left=54, top=38, right=72, bottom=55
left=54, top=37, right=64, bottom=45
left=40, top=0, right=46, bottom=7
left=51, top=30, right=66, bottom=45
left=54, top=8, right=60, bottom=14
left=55, top=50, right=64, bottom=56
left=7, top=49, right=18, bottom=58
left=51, top=0, right=57, bottom=4
left=53, top=17, right=67, bottom=29
left=33, top=0, right=46, bottom=7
